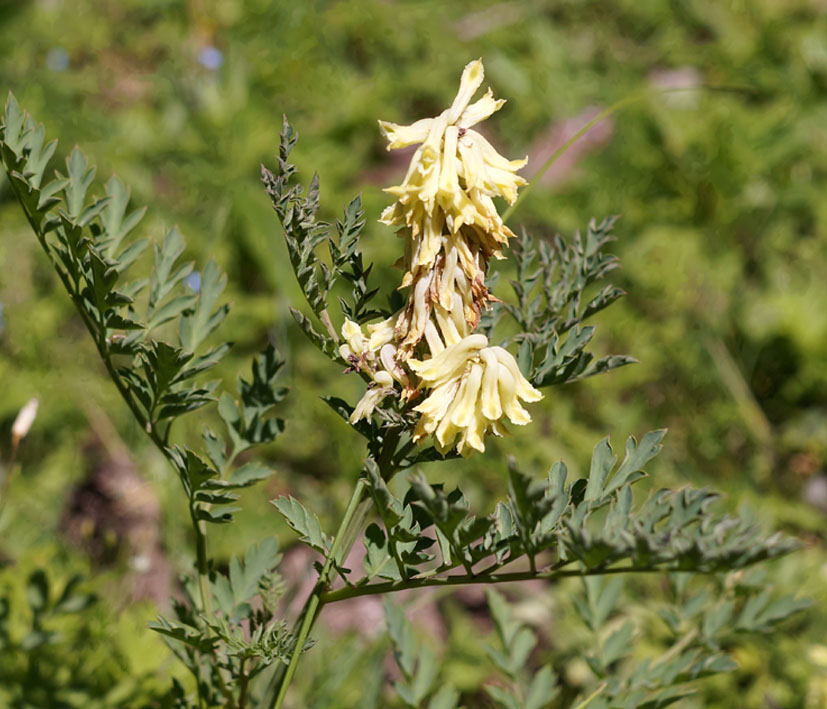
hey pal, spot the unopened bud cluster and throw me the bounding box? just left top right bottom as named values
left=341, top=60, right=542, bottom=456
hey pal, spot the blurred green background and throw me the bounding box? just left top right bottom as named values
left=1, top=0, right=826, bottom=706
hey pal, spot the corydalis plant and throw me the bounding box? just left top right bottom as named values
left=261, top=61, right=802, bottom=709
left=2, top=60, right=805, bottom=709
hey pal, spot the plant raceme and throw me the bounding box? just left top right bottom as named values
left=340, top=59, right=542, bottom=456
left=1, top=59, right=807, bottom=709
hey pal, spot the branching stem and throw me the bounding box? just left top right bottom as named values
left=272, top=477, right=367, bottom=709
left=320, top=564, right=687, bottom=604
left=4, top=167, right=220, bottom=696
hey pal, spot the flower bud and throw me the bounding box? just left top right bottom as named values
left=11, top=397, right=38, bottom=447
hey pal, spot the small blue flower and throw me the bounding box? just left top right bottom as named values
left=185, top=271, right=201, bottom=293
left=198, top=47, right=224, bottom=71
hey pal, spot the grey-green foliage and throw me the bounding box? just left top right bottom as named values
left=271, top=496, right=330, bottom=556
left=3, top=93, right=809, bottom=709
left=261, top=117, right=384, bottom=361
left=345, top=431, right=797, bottom=594
left=151, top=537, right=302, bottom=702
left=560, top=571, right=812, bottom=708
left=1, top=95, right=294, bottom=707
left=383, top=598, right=461, bottom=709
left=502, top=220, right=637, bottom=388
left=484, top=588, right=559, bottom=709
left=481, top=560, right=809, bottom=709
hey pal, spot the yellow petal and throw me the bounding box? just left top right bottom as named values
left=466, top=129, right=528, bottom=173
left=423, top=319, right=446, bottom=355
left=341, top=318, right=365, bottom=352
left=367, top=316, right=396, bottom=351
left=446, top=59, right=485, bottom=124
left=408, top=334, right=487, bottom=382
left=479, top=348, right=502, bottom=419
left=491, top=346, right=543, bottom=402
left=450, top=363, right=483, bottom=428
left=379, top=117, right=434, bottom=150
left=414, top=378, right=461, bottom=420
left=458, top=88, right=506, bottom=128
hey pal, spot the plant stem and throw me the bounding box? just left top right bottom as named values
left=191, top=506, right=213, bottom=619
left=237, top=659, right=250, bottom=709
left=271, top=477, right=367, bottom=709
left=320, top=564, right=688, bottom=604
left=574, top=681, right=608, bottom=709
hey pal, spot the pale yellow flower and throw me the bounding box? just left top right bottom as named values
left=350, top=370, right=395, bottom=424
left=408, top=335, right=542, bottom=456
left=339, top=319, right=410, bottom=422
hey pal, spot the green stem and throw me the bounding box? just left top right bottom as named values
left=656, top=627, right=699, bottom=668
left=272, top=477, right=368, bottom=709
left=237, top=659, right=250, bottom=709
left=574, top=682, right=608, bottom=709
left=321, top=564, right=686, bottom=604
left=191, top=507, right=213, bottom=619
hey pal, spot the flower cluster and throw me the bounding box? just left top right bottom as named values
left=344, top=59, right=542, bottom=456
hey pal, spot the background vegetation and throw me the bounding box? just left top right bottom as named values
left=1, top=0, right=825, bottom=706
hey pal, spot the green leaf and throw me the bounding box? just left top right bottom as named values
left=61, top=146, right=95, bottom=219
left=203, top=428, right=226, bottom=470
left=147, top=293, right=198, bottom=330
left=238, top=345, right=287, bottom=420
left=271, top=496, right=329, bottom=553
left=149, top=617, right=216, bottom=653
left=485, top=685, right=522, bottom=709
left=600, top=620, right=635, bottom=667
left=178, top=260, right=228, bottom=352
left=384, top=598, right=418, bottom=679
left=427, top=685, right=459, bottom=709
left=507, top=460, right=554, bottom=556
left=226, top=461, right=275, bottom=488
left=410, top=644, right=438, bottom=705
left=585, top=437, right=617, bottom=502
left=213, top=537, right=281, bottom=617
left=524, top=666, right=558, bottom=709
left=100, top=175, right=146, bottom=257
left=290, top=306, right=335, bottom=357
left=148, top=226, right=193, bottom=309
left=197, top=507, right=238, bottom=524
left=3, top=92, right=26, bottom=156
left=604, top=430, right=667, bottom=496
left=362, top=523, right=400, bottom=581
left=170, top=446, right=218, bottom=497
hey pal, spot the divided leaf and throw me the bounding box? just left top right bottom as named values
left=272, top=496, right=329, bottom=554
